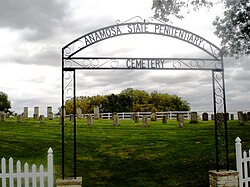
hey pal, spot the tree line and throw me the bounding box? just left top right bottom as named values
left=65, top=88, right=190, bottom=114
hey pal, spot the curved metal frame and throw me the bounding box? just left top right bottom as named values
left=61, top=16, right=228, bottom=179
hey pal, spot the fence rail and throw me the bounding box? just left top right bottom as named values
left=235, top=137, right=250, bottom=187
left=0, top=148, right=53, bottom=187
left=93, top=111, right=191, bottom=120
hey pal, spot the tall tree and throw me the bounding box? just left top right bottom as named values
left=152, top=0, right=250, bottom=57
left=213, top=0, right=250, bottom=57
left=0, top=91, right=11, bottom=113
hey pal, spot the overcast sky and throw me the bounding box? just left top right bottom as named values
left=0, top=0, right=249, bottom=116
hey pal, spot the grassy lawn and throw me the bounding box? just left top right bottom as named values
left=0, top=117, right=250, bottom=186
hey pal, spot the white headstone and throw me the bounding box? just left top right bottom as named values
left=23, top=107, right=28, bottom=118
left=94, top=106, right=99, bottom=119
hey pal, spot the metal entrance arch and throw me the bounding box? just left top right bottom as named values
left=61, top=16, right=228, bottom=179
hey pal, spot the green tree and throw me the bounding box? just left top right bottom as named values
left=103, top=94, right=122, bottom=113
left=65, top=88, right=191, bottom=113
left=213, top=0, right=250, bottom=57
left=170, top=94, right=190, bottom=111
left=0, top=91, right=11, bottom=113
left=151, top=0, right=250, bottom=57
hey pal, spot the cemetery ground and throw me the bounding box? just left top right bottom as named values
left=0, top=117, right=250, bottom=186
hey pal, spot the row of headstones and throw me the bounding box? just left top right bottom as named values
left=75, top=111, right=250, bottom=127
left=15, top=114, right=46, bottom=123
left=84, top=113, right=184, bottom=127
left=22, top=106, right=53, bottom=119
left=0, top=111, right=52, bottom=123
left=74, top=109, right=249, bottom=121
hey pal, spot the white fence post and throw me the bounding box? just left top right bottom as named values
left=24, top=162, right=29, bottom=187
left=1, top=158, right=6, bottom=187
left=17, top=160, right=22, bottom=187
left=9, top=158, right=14, bottom=187
left=48, top=147, right=54, bottom=187
left=235, top=137, right=243, bottom=187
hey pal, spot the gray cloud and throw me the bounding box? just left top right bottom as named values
left=0, top=0, right=67, bottom=41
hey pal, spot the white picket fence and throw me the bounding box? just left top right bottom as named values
left=0, top=148, right=53, bottom=187
left=235, top=137, right=250, bottom=187
left=97, top=111, right=191, bottom=120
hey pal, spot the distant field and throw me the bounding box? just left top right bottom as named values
left=0, top=117, right=249, bottom=186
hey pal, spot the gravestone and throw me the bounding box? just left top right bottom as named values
left=190, top=112, right=198, bottom=123
left=162, top=114, right=168, bottom=124
left=33, top=113, right=39, bottom=120
left=243, top=113, right=248, bottom=122
left=131, top=113, right=137, bottom=121
left=87, top=115, right=93, bottom=126
left=211, top=114, right=214, bottom=121
left=47, top=106, right=53, bottom=119
left=39, top=115, right=45, bottom=124
left=178, top=114, right=184, bottom=128
left=225, top=113, right=229, bottom=121
left=100, top=113, right=103, bottom=119
left=0, top=112, right=6, bottom=122
left=76, top=107, right=82, bottom=119
left=142, top=115, right=148, bottom=127
left=70, top=114, right=74, bottom=122
left=134, top=115, right=139, bottom=123
left=23, top=107, right=28, bottom=118
left=230, top=114, right=234, bottom=120
left=112, top=112, right=117, bottom=120
left=202, top=112, right=208, bottom=121
left=247, top=112, right=250, bottom=121
left=48, top=112, right=53, bottom=120
left=237, top=111, right=245, bottom=126
left=17, top=114, right=22, bottom=122
left=113, top=114, right=119, bottom=126
left=94, top=106, right=99, bottom=119
left=150, top=112, right=157, bottom=121
left=34, top=106, right=39, bottom=119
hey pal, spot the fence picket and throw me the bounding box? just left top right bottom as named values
left=48, top=147, right=53, bottom=187
left=32, top=164, right=37, bottom=187
left=39, top=165, right=44, bottom=187
left=24, top=163, right=29, bottom=187
left=1, top=158, right=6, bottom=187
left=9, top=158, right=14, bottom=187
left=243, top=151, right=248, bottom=187
left=16, top=160, right=22, bottom=187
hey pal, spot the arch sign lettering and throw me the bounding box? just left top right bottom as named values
left=61, top=16, right=228, bottom=178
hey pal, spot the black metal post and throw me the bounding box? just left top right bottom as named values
left=212, top=70, right=219, bottom=172
left=221, top=56, right=229, bottom=171
left=61, top=49, right=65, bottom=179
left=73, top=70, right=77, bottom=178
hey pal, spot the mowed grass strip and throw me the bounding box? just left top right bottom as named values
left=0, top=117, right=249, bottom=186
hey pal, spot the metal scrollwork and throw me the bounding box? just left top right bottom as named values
left=147, top=17, right=166, bottom=24
left=64, top=71, right=73, bottom=100
left=202, top=42, right=221, bottom=59
left=116, top=16, right=143, bottom=24
left=173, top=60, right=182, bottom=68
left=110, top=59, right=119, bottom=68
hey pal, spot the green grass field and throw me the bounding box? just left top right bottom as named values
left=0, top=117, right=250, bottom=186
